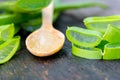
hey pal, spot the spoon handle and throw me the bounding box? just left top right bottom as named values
left=42, top=1, right=54, bottom=28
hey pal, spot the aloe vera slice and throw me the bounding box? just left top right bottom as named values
left=66, top=27, right=102, bottom=47
left=0, top=36, right=20, bottom=64
left=0, top=23, right=14, bottom=41
left=72, top=44, right=102, bottom=59
left=103, top=43, right=120, bottom=60
left=84, top=15, right=120, bottom=33
left=103, top=25, right=120, bottom=43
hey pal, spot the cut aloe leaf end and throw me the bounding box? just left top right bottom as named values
left=72, top=44, right=103, bottom=59
left=84, top=15, right=120, bottom=33
left=0, top=36, right=21, bottom=64
left=66, top=26, right=102, bottom=47
left=103, top=24, right=120, bottom=43
left=103, top=43, right=120, bottom=60
left=0, top=23, right=14, bottom=41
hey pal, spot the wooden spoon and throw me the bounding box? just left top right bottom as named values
left=25, top=1, right=65, bottom=57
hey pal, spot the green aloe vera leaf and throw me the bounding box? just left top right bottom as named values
left=103, top=43, right=120, bottom=60
left=55, top=0, right=107, bottom=12
left=14, top=25, right=21, bottom=34
left=0, top=23, right=14, bottom=41
left=66, top=26, right=102, bottom=47
left=0, top=11, right=58, bottom=32
left=0, top=12, right=41, bottom=25
left=22, top=12, right=60, bottom=32
left=97, top=40, right=108, bottom=51
left=15, top=0, right=51, bottom=13
left=72, top=44, right=102, bottom=59
left=84, top=15, right=120, bottom=34
left=0, top=36, right=20, bottom=64
left=0, top=1, right=15, bottom=11
left=103, top=25, right=120, bottom=43
left=21, top=18, right=41, bottom=32
left=0, top=14, right=23, bottom=34
left=0, top=0, right=107, bottom=13
left=0, top=14, right=22, bottom=25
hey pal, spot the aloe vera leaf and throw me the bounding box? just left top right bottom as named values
left=22, top=12, right=60, bottom=32
left=103, top=43, right=120, bottom=60
left=0, top=14, right=22, bottom=25
left=84, top=15, right=120, bottom=34
left=0, top=11, right=59, bottom=32
left=14, top=25, right=21, bottom=34
left=55, top=1, right=107, bottom=12
left=0, top=1, right=15, bottom=11
left=103, top=25, right=120, bottom=43
left=0, top=0, right=51, bottom=13
left=0, top=12, right=41, bottom=25
left=15, top=0, right=51, bottom=12
left=72, top=44, right=102, bottom=59
left=66, top=26, right=102, bottom=47
left=21, top=18, right=41, bottom=32
left=0, top=0, right=107, bottom=13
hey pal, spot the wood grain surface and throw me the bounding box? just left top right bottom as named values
left=0, top=0, right=120, bottom=80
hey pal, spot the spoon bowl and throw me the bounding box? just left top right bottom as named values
left=25, top=1, right=65, bottom=57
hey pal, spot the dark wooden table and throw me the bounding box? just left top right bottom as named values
left=1, top=0, right=120, bottom=80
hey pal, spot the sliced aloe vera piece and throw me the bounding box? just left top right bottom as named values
left=84, top=15, right=120, bottom=33
left=103, top=43, right=120, bottom=60
left=103, top=25, right=120, bottom=43
left=72, top=44, right=102, bottom=59
left=66, top=27, right=102, bottom=47
left=0, top=23, right=14, bottom=41
left=0, top=36, right=20, bottom=64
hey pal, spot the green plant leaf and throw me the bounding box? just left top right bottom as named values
left=15, top=0, right=51, bottom=12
